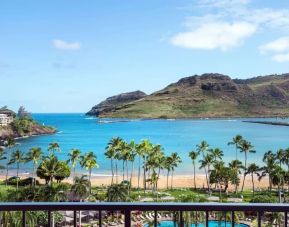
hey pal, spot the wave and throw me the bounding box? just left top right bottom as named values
left=85, top=117, right=95, bottom=120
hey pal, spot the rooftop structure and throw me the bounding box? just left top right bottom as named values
left=0, top=113, right=13, bottom=126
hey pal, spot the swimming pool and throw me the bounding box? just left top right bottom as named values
left=145, top=220, right=249, bottom=227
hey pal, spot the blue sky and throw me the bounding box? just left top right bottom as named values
left=1, top=0, right=289, bottom=112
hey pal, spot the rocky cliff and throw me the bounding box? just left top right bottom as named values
left=87, top=90, right=147, bottom=116
left=87, top=73, right=289, bottom=118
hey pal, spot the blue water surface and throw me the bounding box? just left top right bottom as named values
left=4, top=113, right=289, bottom=175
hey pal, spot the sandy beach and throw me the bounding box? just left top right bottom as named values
left=88, top=174, right=270, bottom=190
left=2, top=172, right=269, bottom=190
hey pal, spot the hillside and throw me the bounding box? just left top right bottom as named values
left=86, top=73, right=289, bottom=118
left=0, top=107, right=56, bottom=143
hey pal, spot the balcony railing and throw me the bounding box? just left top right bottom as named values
left=0, top=202, right=289, bottom=227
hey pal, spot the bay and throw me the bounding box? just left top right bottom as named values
left=9, top=114, right=289, bottom=175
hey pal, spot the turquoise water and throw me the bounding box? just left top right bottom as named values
left=4, top=113, right=289, bottom=175
left=145, top=220, right=249, bottom=227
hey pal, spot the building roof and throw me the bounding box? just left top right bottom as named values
left=0, top=107, right=16, bottom=117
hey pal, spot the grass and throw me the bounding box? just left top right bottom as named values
left=0, top=180, right=283, bottom=204
left=97, top=75, right=289, bottom=119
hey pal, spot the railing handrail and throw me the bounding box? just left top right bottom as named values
left=0, top=202, right=288, bottom=212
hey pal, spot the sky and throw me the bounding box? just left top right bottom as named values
left=1, top=0, right=289, bottom=113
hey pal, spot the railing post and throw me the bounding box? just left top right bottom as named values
left=206, top=211, right=209, bottom=227
left=98, top=210, right=102, bottom=226
left=180, top=210, right=184, bottom=227
left=231, top=211, right=235, bottom=227
left=22, top=211, right=26, bottom=227
left=125, top=210, right=131, bottom=227
left=257, top=211, right=262, bottom=227
left=48, top=210, right=51, bottom=227
left=154, top=210, right=157, bottom=227
left=73, top=210, right=77, bottom=227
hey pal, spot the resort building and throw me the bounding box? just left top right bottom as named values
left=0, top=113, right=13, bottom=126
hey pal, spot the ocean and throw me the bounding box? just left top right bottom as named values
left=3, top=114, right=289, bottom=175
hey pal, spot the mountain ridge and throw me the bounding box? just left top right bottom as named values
left=87, top=73, right=289, bottom=118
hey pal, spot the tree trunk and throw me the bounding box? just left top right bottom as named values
left=193, top=162, right=196, bottom=190
left=122, top=160, right=125, bottom=182
left=5, top=163, right=9, bottom=187
left=126, top=160, right=129, bottom=181
left=241, top=152, right=247, bottom=192
left=143, top=159, right=146, bottom=192
left=252, top=174, right=255, bottom=197
left=116, top=161, right=118, bottom=184
left=32, top=163, right=35, bottom=187
left=137, top=155, right=141, bottom=193
left=171, top=171, right=174, bottom=190
left=167, top=170, right=169, bottom=189
left=111, top=159, right=114, bottom=185
left=130, top=160, right=134, bottom=190
left=89, top=169, right=92, bottom=195
left=207, top=165, right=211, bottom=193
left=16, top=163, right=19, bottom=189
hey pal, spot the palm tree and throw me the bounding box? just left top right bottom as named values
left=245, top=163, right=259, bottom=197
left=271, top=165, right=285, bottom=203
left=199, top=154, right=214, bottom=192
left=135, top=143, right=144, bottom=192
left=197, top=140, right=209, bottom=190
left=239, top=139, right=255, bottom=192
left=68, top=149, right=81, bottom=181
left=36, top=155, right=69, bottom=185
left=228, top=135, right=243, bottom=160
left=4, top=137, right=16, bottom=186
left=106, top=183, right=128, bottom=202
left=119, top=141, right=130, bottom=181
left=80, top=152, right=98, bottom=194
left=48, top=142, right=60, bottom=156
left=276, top=149, right=285, bottom=168
left=0, top=147, right=7, bottom=169
left=26, top=147, right=43, bottom=186
left=213, top=161, right=225, bottom=201
left=71, top=175, right=90, bottom=201
left=147, top=144, right=165, bottom=198
left=139, top=139, right=153, bottom=191
left=210, top=148, right=223, bottom=161
left=283, top=148, right=289, bottom=171
left=128, top=140, right=136, bottom=189
left=170, top=152, right=182, bottom=190
left=189, top=151, right=198, bottom=189
left=9, top=149, right=25, bottom=189
left=164, top=156, right=173, bottom=189
left=228, top=160, right=243, bottom=193
left=260, top=150, right=276, bottom=192
left=104, top=145, right=115, bottom=184
left=107, top=137, right=123, bottom=184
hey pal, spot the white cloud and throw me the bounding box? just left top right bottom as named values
left=171, top=21, right=256, bottom=51
left=259, top=37, right=289, bottom=54
left=52, top=40, right=81, bottom=50
left=199, top=0, right=251, bottom=8
left=172, top=0, right=289, bottom=54
left=272, top=53, right=289, bottom=63
left=259, top=37, right=289, bottom=63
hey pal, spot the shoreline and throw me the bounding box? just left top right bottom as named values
left=3, top=172, right=270, bottom=190
left=86, top=115, right=289, bottom=121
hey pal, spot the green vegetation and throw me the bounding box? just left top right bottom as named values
left=88, top=73, right=289, bottom=118
left=0, top=106, right=56, bottom=143
left=0, top=134, right=289, bottom=226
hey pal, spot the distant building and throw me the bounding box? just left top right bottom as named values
left=0, top=114, right=13, bottom=126
left=0, top=107, right=15, bottom=126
